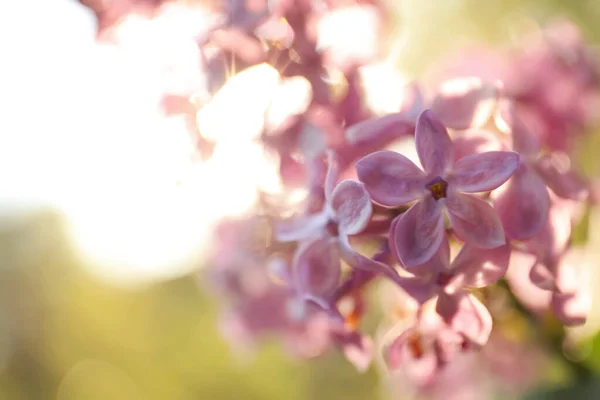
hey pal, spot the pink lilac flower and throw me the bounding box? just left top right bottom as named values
left=431, top=20, right=600, bottom=152
left=492, top=99, right=588, bottom=240
left=383, top=300, right=482, bottom=386
left=523, top=196, right=590, bottom=326
left=356, top=109, right=519, bottom=267
left=505, top=19, right=600, bottom=152
left=392, top=237, right=507, bottom=345
left=276, top=152, right=402, bottom=309
left=206, top=217, right=374, bottom=370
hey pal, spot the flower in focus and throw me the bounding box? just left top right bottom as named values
left=357, top=110, right=519, bottom=267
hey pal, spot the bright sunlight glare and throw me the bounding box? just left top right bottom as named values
left=0, top=0, right=287, bottom=286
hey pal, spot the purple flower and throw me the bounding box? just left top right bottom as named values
left=492, top=99, right=588, bottom=240
left=276, top=152, right=402, bottom=308
left=397, top=237, right=510, bottom=299
left=383, top=296, right=491, bottom=386
left=356, top=110, right=519, bottom=267
left=392, top=237, right=506, bottom=344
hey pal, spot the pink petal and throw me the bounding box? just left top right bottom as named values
left=339, top=236, right=403, bottom=284
left=275, top=212, right=327, bottom=242
left=451, top=151, right=519, bottom=193
left=324, top=150, right=342, bottom=199
left=493, top=164, right=550, bottom=240
left=525, top=195, right=572, bottom=263
left=436, top=292, right=492, bottom=347
left=432, top=327, right=464, bottom=365
left=505, top=251, right=552, bottom=312
left=393, top=197, right=445, bottom=268
left=254, top=15, right=295, bottom=47
left=534, top=153, right=588, bottom=201
left=450, top=243, right=510, bottom=288
left=551, top=291, right=590, bottom=326
left=445, top=192, right=505, bottom=249
left=345, top=112, right=414, bottom=144
left=529, top=263, right=556, bottom=291
left=333, top=329, right=373, bottom=373
left=452, top=129, right=505, bottom=161
left=355, top=150, right=427, bottom=207
left=385, top=328, right=439, bottom=385
left=494, top=99, right=540, bottom=155
left=330, top=180, right=373, bottom=235
left=395, top=278, right=440, bottom=305
left=292, top=238, right=341, bottom=299
left=415, top=110, right=455, bottom=176
left=554, top=259, right=580, bottom=295
left=411, top=236, right=451, bottom=278
left=399, top=81, right=425, bottom=122
left=388, top=216, right=401, bottom=265
left=431, top=77, right=498, bottom=130
left=209, top=28, right=268, bottom=65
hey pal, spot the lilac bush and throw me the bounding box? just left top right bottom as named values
left=84, top=0, right=600, bottom=398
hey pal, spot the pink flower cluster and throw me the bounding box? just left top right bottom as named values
left=82, top=0, right=600, bottom=397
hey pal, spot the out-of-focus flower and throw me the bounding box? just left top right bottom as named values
left=383, top=300, right=474, bottom=386
left=492, top=99, right=588, bottom=240
left=430, top=77, right=499, bottom=131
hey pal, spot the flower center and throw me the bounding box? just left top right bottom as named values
left=426, top=177, right=448, bottom=200
left=326, top=219, right=339, bottom=237
left=408, top=331, right=425, bottom=359
left=337, top=293, right=363, bottom=330
left=436, top=271, right=453, bottom=287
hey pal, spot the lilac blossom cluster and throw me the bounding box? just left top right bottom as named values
left=82, top=0, right=600, bottom=396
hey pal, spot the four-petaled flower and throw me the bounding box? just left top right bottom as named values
left=276, top=152, right=402, bottom=310
left=356, top=110, right=519, bottom=267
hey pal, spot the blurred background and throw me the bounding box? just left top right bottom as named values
left=2, top=0, right=600, bottom=399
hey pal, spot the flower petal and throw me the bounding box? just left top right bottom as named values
left=410, top=235, right=451, bottom=278
left=534, top=153, right=588, bottom=201
left=505, top=251, right=552, bottom=311
left=395, top=277, right=440, bottom=305
left=446, top=192, right=505, bottom=249
left=355, top=150, right=427, bottom=206
left=493, top=164, right=550, bottom=240
left=385, top=328, right=439, bottom=385
left=209, top=28, right=268, bottom=65
left=393, top=197, right=445, bottom=267
left=431, top=77, right=497, bottom=130
left=436, top=292, right=492, bottom=347
left=529, top=262, right=556, bottom=291
left=451, top=151, right=519, bottom=193
left=292, top=238, right=341, bottom=299
left=415, top=110, right=454, bottom=177
left=450, top=243, right=511, bottom=288
left=332, top=329, right=373, bottom=373
left=494, top=99, right=540, bottom=155
left=345, top=113, right=414, bottom=144
left=339, top=236, right=405, bottom=286
left=275, top=212, right=327, bottom=242
left=525, top=195, right=572, bottom=263
left=324, top=150, right=341, bottom=199
left=330, top=180, right=372, bottom=235
left=452, top=129, right=505, bottom=161
left=551, top=291, right=590, bottom=326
